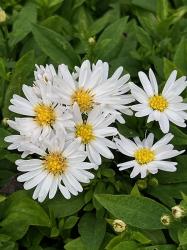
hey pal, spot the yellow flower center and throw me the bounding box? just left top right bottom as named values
left=72, top=88, right=94, bottom=112
left=34, top=104, right=56, bottom=126
left=43, top=152, right=67, bottom=175
left=75, top=123, right=95, bottom=144
left=134, top=148, right=155, bottom=165
left=149, top=95, right=168, bottom=112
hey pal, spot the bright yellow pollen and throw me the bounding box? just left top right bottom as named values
left=43, top=153, right=67, bottom=175
left=149, top=95, right=168, bottom=112
left=72, top=88, right=94, bottom=112
left=134, top=148, right=155, bottom=165
left=75, top=123, right=95, bottom=144
left=34, top=104, right=56, bottom=126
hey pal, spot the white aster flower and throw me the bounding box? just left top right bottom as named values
left=68, top=103, right=118, bottom=165
left=129, top=69, right=187, bottom=133
left=33, top=64, right=57, bottom=96
left=34, top=64, right=56, bottom=83
left=16, top=135, right=96, bottom=202
left=9, top=84, right=73, bottom=141
left=115, top=133, right=184, bottom=178
left=4, top=120, right=45, bottom=158
left=55, top=60, right=134, bottom=123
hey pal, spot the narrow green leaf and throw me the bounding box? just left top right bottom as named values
left=157, top=0, right=168, bottom=20
left=9, top=2, right=37, bottom=47
left=3, top=50, right=35, bottom=118
left=140, top=245, right=177, bottom=250
left=32, top=24, right=80, bottom=68
left=94, top=17, right=128, bottom=60
left=135, top=25, right=152, bottom=49
left=132, top=0, right=157, bottom=12
left=174, top=37, right=187, bottom=74
left=95, top=194, right=170, bottom=229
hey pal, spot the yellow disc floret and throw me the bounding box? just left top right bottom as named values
left=34, top=103, right=56, bottom=126
left=72, top=88, right=94, bottom=112
left=75, top=123, right=95, bottom=144
left=43, top=152, right=67, bottom=175
left=149, top=95, right=168, bottom=112
left=134, top=148, right=155, bottom=165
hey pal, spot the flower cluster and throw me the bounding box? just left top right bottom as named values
left=5, top=60, right=186, bottom=202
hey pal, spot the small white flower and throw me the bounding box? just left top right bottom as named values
left=115, top=133, right=184, bottom=178
left=16, top=135, right=96, bottom=202
left=8, top=84, right=73, bottom=142
left=68, top=103, right=118, bottom=165
left=0, top=8, right=6, bottom=23
left=129, top=69, right=187, bottom=133
left=160, top=214, right=171, bottom=226
left=112, top=219, right=127, bottom=233
left=55, top=60, right=134, bottom=123
left=172, top=205, right=185, bottom=219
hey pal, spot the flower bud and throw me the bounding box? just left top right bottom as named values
left=172, top=205, right=184, bottom=219
left=112, top=219, right=127, bottom=233
left=2, top=117, right=9, bottom=126
left=0, top=8, right=7, bottom=23
left=88, top=37, right=96, bottom=45
left=137, top=179, right=147, bottom=190
left=148, top=177, right=159, bottom=187
left=160, top=214, right=171, bottom=226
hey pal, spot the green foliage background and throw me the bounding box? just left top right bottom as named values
left=1, top=0, right=187, bottom=249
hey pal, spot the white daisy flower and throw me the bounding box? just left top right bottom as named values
left=34, top=64, right=56, bottom=83
left=115, top=133, right=184, bottom=178
left=55, top=60, right=134, bottom=123
left=16, top=135, right=96, bottom=202
left=4, top=120, right=45, bottom=158
left=33, top=64, right=57, bottom=96
left=129, top=69, right=187, bottom=133
left=9, top=84, right=73, bottom=141
left=68, top=103, right=118, bottom=165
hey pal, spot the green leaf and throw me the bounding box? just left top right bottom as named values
left=131, top=231, right=151, bottom=244
left=89, top=10, right=115, bottom=36
left=132, top=0, right=157, bottom=12
left=78, top=213, right=106, bottom=250
left=95, top=194, right=170, bottom=229
left=113, top=240, right=139, bottom=250
left=179, top=229, right=187, bottom=246
left=0, top=127, right=10, bottom=149
left=157, top=0, right=168, bottom=20
left=0, top=191, right=50, bottom=240
left=135, top=25, right=152, bottom=49
left=171, top=125, right=187, bottom=145
left=0, top=194, right=6, bottom=203
left=147, top=183, right=187, bottom=207
left=140, top=245, right=177, bottom=250
left=3, top=50, right=35, bottom=118
left=32, top=24, right=80, bottom=68
left=9, top=2, right=37, bottom=47
left=64, top=237, right=87, bottom=250
left=156, top=156, right=187, bottom=184
left=174, top=37, right=187, bottom=74
left=94, top=17, right=128, bottom=60
left=63, top=216, right=79, bottom=230
left=46, top=194, right=84, bottom=218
